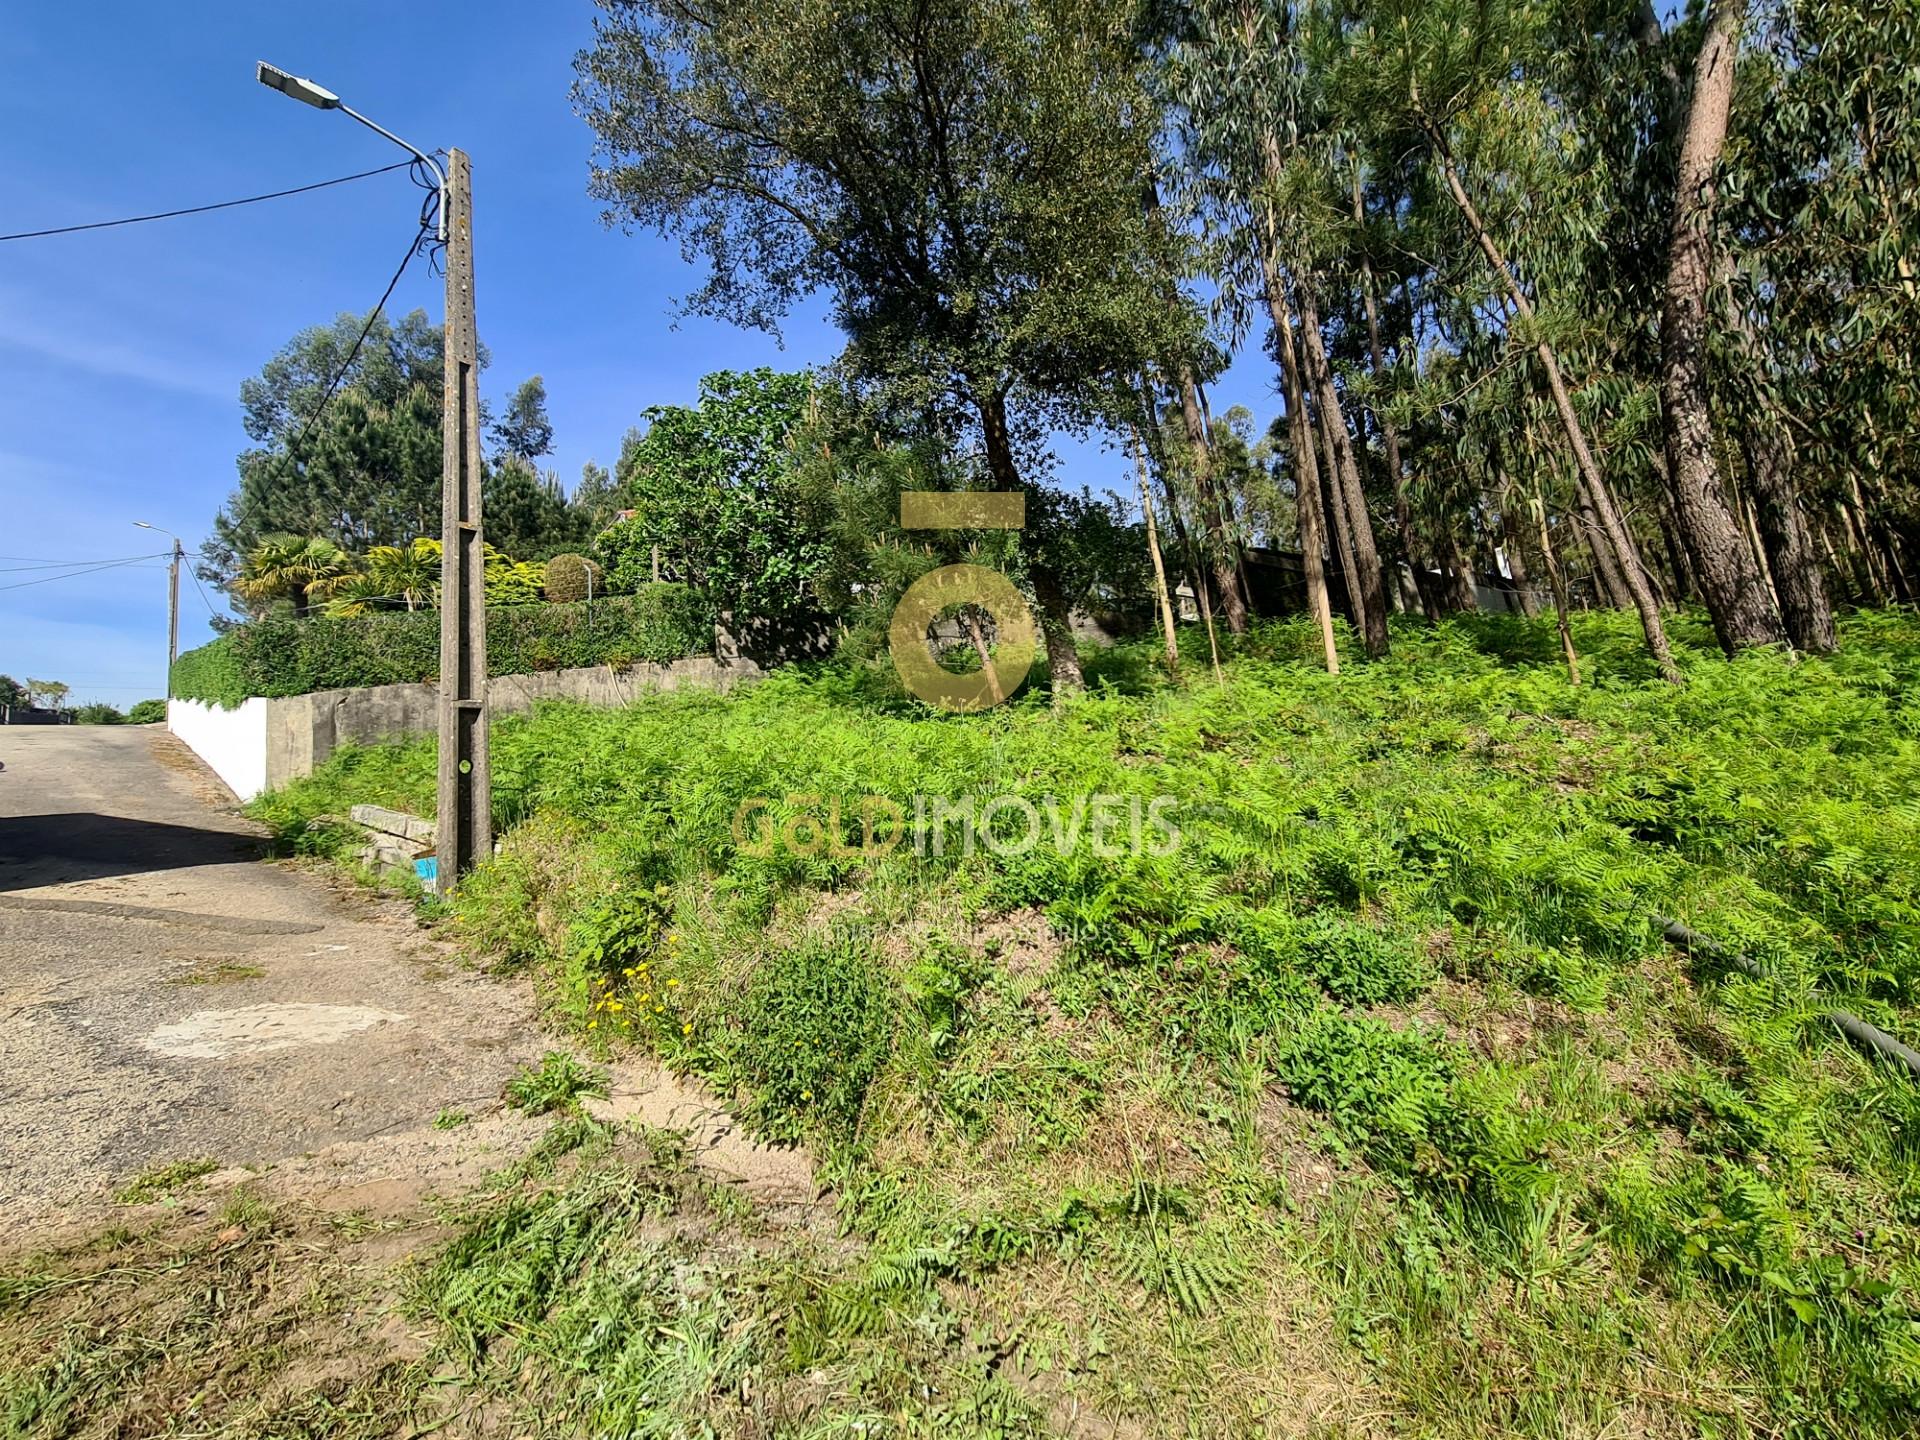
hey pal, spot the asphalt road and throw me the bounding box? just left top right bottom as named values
left=0, top=726, right=544, bottom=1225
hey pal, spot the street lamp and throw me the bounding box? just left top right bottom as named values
left=255, top=62, right=488, bottom=887
left=133, top=522, right=184, bottom=698
left=256, top=62, right=446, bottom=240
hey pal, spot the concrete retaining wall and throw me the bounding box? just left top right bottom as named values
left=171, top=656, right=763, bottom=802
left=167, top=696, right=271, bottom=800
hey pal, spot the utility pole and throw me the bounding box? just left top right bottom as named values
left=437, top=148, right=490, bottom=883
left=166, top=538, right=181, bottom=695
left=256, top=63, right=487, bottom=882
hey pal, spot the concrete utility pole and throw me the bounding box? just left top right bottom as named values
left=167, top=538, right=181, bottom=689
left=134, top=522, right=183, bottom=698
left=257, top=64, right=489, bottom=885
left=436, top=148, right=490, bottom=882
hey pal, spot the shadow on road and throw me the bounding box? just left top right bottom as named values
left=0, top=814, right=263, bottom=891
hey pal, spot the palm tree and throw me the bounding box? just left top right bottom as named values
left=232, top=536, right=360, bottom=614
left=368, top=539, right=441, bottom=612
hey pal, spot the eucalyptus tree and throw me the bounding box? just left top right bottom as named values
left=1727, top=0, right=1918, bottom=619
left=574, top=0, right=1190, bottom=693
left=1160, top=0, right=1388, bottom=663
left=1656, top=0, right=1787, bottom=651
left=1330, top=0, right=1683, bottom=680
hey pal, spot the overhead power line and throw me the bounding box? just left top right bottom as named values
left=0, top=552, right=169, bottom=572
left=285, top=218, right=433, bottom=456
left=0, top=161, right=413, bottom=243
left=187, top=566, right=222, bottom=619
left=0, top=555, right=169, bottom=594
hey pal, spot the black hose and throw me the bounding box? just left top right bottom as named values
left=1655, top=915, right=1920, bottom=1081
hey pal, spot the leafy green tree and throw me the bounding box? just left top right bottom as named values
left=1726, top=0, right=1917, bottom=622
left=347, top=540, right=440, bottom=614
left=205, top=309, right=482, bottom=604
left=0, top=676, right=23, bottom=711
left=211, top=383, right=443, bottom=589
left=490, top=376, right=555, bottom=462
left=27, top=680, right=68, bottom=711
left=126, top=699, right=166, bottom=724
left=571, top=460, right=622, bottom=535
left=237, top=308, right=448, bottom=447
left=575, top=0, right=1190, bottom=692
left=608, top=369, right=832, bottom=622
left=72, top=703, right=126, bottom=725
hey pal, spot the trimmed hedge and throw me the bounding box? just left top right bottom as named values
left=171, top=586, right=713, bottom=709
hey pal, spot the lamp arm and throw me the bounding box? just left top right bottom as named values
left=340, top=105, right=446, bottom=240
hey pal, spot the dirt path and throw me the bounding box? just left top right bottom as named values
left=0, top=725, right=550, bottom=1230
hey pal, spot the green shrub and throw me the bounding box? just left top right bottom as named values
left=72, top=702, right=126, bottom=725
left=543, top=552, right=602, bottom=604
left=170, top=586, right=712, bottom=707
left=737, top=933, right=893, bottom=1144
left=594, top=517, right=655, bottom=594
left=169, top=633, right=251, bottom=708
left=126, top=699, right=166, bottom=724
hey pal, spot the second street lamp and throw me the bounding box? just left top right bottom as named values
left=256, top=62, right=488, bottom=887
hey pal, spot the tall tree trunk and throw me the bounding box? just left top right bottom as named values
left=974, top=385, right=1081, bottom=694
left=1175, top=369, right=1249, bottom=634
left=1659, top=0, right=1785, bottom=653
left=1296, top=282, right=1391, bottom=656
left=1258, top=240, right=1339, bottom=673
left=1733, top=476, right=1780, bottom=610
left=1319, top=420, right=1367, bottom=634
left=1142, top=182, right=1246, bottom=637
left=1352, top=167, right=1439, bottom=623
left=1499, top=506, right=1540, bottom=616
left=1139, top=375, right=1224, bottom=682
left=1578, top=495, right=1632, bottom=609
left=1424, top=120, right=1681, bottom=680
left=1132, top=425, right=1181, bottom=677
left=1652, top=461, right=1697, bottom=602
left=960, top=609, right=1005, bottom=706
left=1854, top=473, right=1915, bottom=602
left=1437, top=522, right=1480, bottom=613
left=1841, top=497, right=1887, bottom=602
left=1533, top=493, right=1582, bottom=686
left=1743, top=426, right=1836, bottom=652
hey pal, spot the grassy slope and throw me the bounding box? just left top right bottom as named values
left=239, top=608, right=1920, bottom=1437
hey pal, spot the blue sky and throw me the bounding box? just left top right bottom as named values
left=2, top=2, right=1276, bottom=708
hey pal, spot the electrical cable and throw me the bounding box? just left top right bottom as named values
left=202, top=152, right=447, bottom=558
left=187, top=566, right=222, bottom=618
left=0, top=553, right=168, bottom=572
left=284, top=218, right=432, bottom=460
left=0, top=555, right=169, bottom=593
left=0, top=161, right=414, bottom=243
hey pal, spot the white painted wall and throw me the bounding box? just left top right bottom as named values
left=168, top=697, right=269, bottom=801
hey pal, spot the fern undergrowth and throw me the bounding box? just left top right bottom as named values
left=254, top=606, right=1920, bottom=1437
